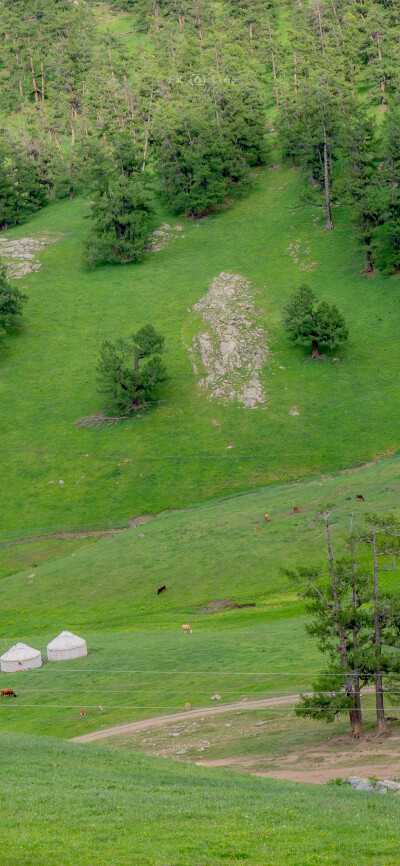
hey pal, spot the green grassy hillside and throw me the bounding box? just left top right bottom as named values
left=1, top=454, right=399, bottom=738
left=1, top=162, right=400, bottom=539
left=2, top=733, right=399, bottom=866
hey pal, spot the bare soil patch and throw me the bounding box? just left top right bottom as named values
left=197, top=599, right=256, bottom=613
left=202, top=732, right=400, bottom=785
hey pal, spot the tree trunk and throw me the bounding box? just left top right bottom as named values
left=323, top=513, right=361, bottom=733
left=323, top=122, right=334, bottom=230
left=28, top=38, right=39, bottom=103
left=372, top=534, right=388, bottom=734
left=40, top=59, right=45, bottom=103
left=364, top=241, right=375, bottom=273
left=269, top=27, right=279, bottom=106
left=315, top=0, right=326, bottom=55
left=311, top=340, right=321, bottom=358
left=14, top=41, right=24, bottom=99
left=350, top=704, right=363, bottom=738
left=376, top=32, right=386, bottom=106
left=142, top=87, right=153, bottom=172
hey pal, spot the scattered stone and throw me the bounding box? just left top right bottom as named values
left=255, top=720, right=269, bottom=727
left=190, top=273, right=270, bottom=408
left=279, top=365, right=286, bottom=370
left=289, top=407, right=300, bottom=416
left=286, top=237, right=317, bottom=273
left=211, top=694, right=221, bottom=701
left=145, top=223, right=186, bottom=253
left=58, top=480, right=64, bottom=485
left=379, top=788, right=388, bottom=794
left=0, top=234, right=60, bottom=278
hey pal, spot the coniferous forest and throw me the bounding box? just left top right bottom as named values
left=1, top=0, right=400, bottom=269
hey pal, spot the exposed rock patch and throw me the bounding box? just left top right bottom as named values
left=0, top=233, right=60, bottom=278
left=286, top=237, right=318, bottom=273
left=189, top=273, right=269, bottom=408
left=146, top=223, right=185, bottom=253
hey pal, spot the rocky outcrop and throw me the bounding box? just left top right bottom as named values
left=347, top=776, right=400, bottom=793
left=189, top=272, right=269, bottom=409
left=0, top=234, right=59, bottom=278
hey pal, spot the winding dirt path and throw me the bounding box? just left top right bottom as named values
left=70, top=694, right=302, bottom=744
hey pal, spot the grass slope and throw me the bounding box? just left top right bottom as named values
left=1, top=454, right=400, bottom=738
left=2, top=733, right=399, bottom=866
left=1, top=164, right=400, bottom=538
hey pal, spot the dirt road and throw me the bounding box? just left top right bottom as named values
left=70, top=694, right=302, bottom=744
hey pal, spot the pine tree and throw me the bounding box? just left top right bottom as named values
left=284, top=285, right=348, bottom=358
left=0, top=260, right=27, bottom=344
left=83, top=136, right=155, bottom=266
left=97, top=325, right=168, bottom=415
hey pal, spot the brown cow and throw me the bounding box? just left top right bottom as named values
left=264, top=514, right=270, bottom=522
left=182, top=624, right=192, bottom=634
left=80, top=707, right=86, bottom=717
left=1, top=688, right=17, bottom=697
left=356, top=494, right=365, bottom=501
left=157, top=584, right=167, bottom=595
left=293, top=506, right=299, bottom=513
left=185, top=702, right=191, bottom=711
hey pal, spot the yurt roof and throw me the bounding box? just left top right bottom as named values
left=47, top=631, right=86, bottom=650
left=0, top=642, right=41, bottom=662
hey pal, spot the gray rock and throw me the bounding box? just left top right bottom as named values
left=347, top=776, right=375, bottom=793
left=376, top=780, right=400, bottom=792
left=355, top=781, right=376, bottom=793
left=378, top=788, right=388, bottom=794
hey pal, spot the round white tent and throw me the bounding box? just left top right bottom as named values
left=47, top=631, right=87, bottom=662
left=0, top=642, right=42, bottom=673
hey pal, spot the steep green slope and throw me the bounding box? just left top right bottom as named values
left=1, top=164, right=400, bottom=538
left=1, top=454, right=399, bottom=738
left=2, top=733, right=399, bottom=866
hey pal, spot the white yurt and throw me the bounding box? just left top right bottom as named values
left=0, top=642, right=42, bottom=673
left=47, top=631, right=87, bottom=662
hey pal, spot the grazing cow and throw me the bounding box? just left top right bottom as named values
left=157, top=584, right=167, bottom=595
left=356, top=494, right=365, bottom=501
left=182, top=624, right=192, bottom=634
left=185, top=702, right=191, bottom=711
left=1, top=688, right=17, bottom=698
left=264, top=514, right=270, bottom=522
left=293, top=506, right=299, bottom=513
left=80, top=707, right=86, bottom=717
left=254, top=525, right=259, bottom=532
